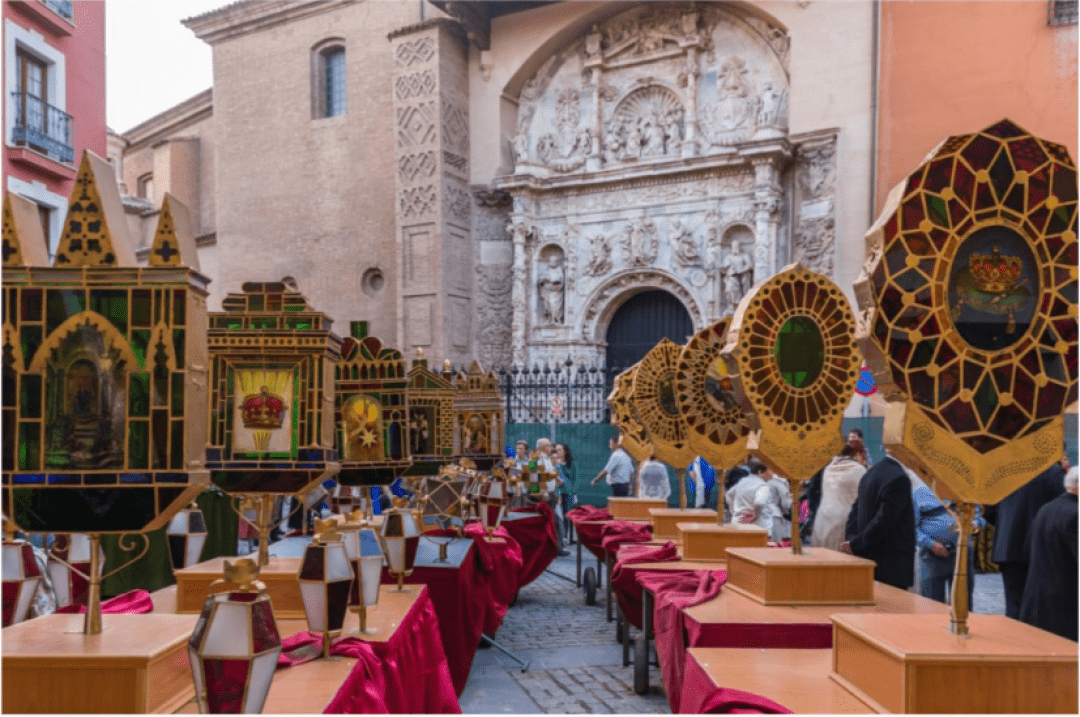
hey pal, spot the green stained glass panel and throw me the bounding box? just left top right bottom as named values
left=251, top=317, right=278, bottom=330
left=90, top=290, right=128, bottom=336
left=21, top=289, right=42, bottom=323
left=171, top=373, right=185, bottom=417
left=172, top=290, right=186, bottom=326
left=130, top=373, right=150, bottom=417
left=285, top=318, right=311, bottom=329
left=248, top=295, right=264, bottom=311
left=132, top=290, right=152, bottom=326
left=774, top=316, right=825, bottom=388
left=171, top=420, right=184, bottom=469
left=3, top=409, right=15, bottom=470
left=19, top=374, right=41, bottom=418
left=128, top=420, right=148, bottom=469
left=46, top=289, right=85, bottom=336
left=152, top=409, right=168, bottom=469
left=18, top=421, right=40, bottom=470
left=20, top=326, right=41, bottom=368
left=173, top=329, right=185, bottom=367
left=131, top=329, right=150, bottom=369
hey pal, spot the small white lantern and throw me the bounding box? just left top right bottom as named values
left=297, top=522, right=354, bottom=658
left=166, top=503, right=208, bottom=570
left=2, top=539, right=42, bottom=627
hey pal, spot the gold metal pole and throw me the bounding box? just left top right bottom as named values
left=359, top=605, right=367, bottom=634
left=84, top=534, right=103, bottom=635
left=322, top=631, right=331, bottom=659
left=788, top=478, right=803, bottom=555
left=950, top=502, right=976, bottom=636
left=676, top=468, right=687, bottom=510
left=257, top=496, right=273, bottom=567
left=716, top=469, right=725, bottom=525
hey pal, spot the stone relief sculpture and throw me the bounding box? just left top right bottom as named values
left=537, top=248, right=566, bottom=324
left=584, top=232, right=613, bottom=276
left=757, top=82, right=787, bottom=128
left=794, top=216, right=835, bottom=276
left=623, top=217, right=659, bottom=266
left=606, top=87, right=685, bottom=165
left=722, top=235, right=754, bottom=312
left=799, top=142, right=837, bottom=199
left=670, top=218, right=703, bottom=268
left=475, top=264, right=513, bottom=368
left=537, top=89, right=588, bottom=171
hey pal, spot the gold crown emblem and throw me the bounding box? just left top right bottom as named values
left=969, top=247, right=1022, bottom=294
left=240, top=385, right=285, bottom=430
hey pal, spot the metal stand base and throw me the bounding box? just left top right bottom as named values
left=481, top=633, right=530, bottom=672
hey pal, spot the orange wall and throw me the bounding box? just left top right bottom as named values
left=877, top=1, right=1077, bottom=211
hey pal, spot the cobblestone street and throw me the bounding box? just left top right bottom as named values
left=459, top=551, right=670, bottom=714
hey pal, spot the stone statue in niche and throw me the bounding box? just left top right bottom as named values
left=758, top=83, right=785, bottom=127
left=538, top=252, right=566, bottom=324
left=603, top=120, right=624, bottom=163
left=584, top=232, right=613, bottom=276
left=642, top=118, right=666, bottom=158
left=624, top=122, right=642, bottom=160
left=670, top=219, right=702, bottom=267
left=722, top=240, right=754, bottom=311
left=511, top=134, right=529, bottom=165
left=623, top=218, right=659, bottom=266
left=664, top=108, right=683, bottom=153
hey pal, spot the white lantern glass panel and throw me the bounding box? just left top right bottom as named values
left=202, top=600, right=253, bottom=656
left=299, top=581, right=328, bottom=632
left=359, top=555, right=382, bottom=607
left=245, top=650, right=281, bottom=714
left=48, top=560, right=71, bottom=607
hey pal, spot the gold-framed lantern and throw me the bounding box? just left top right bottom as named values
left=380, top=498, right=420, bottom=591
left=722, top=264, right=862, bottom=553
left=453, top=361, right=506, bottom=470
left=675, top=317, right=753, bottom=522
left=206, top=281, right=342, bottom=565
left=297, top=520, right=354, bottom=657
left=2, top=155, right=210, bottom=634
left=188, top=559, right=282, bottom=713
left=473, top=467, right=510, bottom=536
left=166, top=502, right=208, bottom=570
left=404, top=352, right=457, bottom=474
left=1, top=538, right=42, bottom=626
left=336, top=510, right=383, bottom=635
left=607, top=364, right=654, bottom=463
left=632, top=340, right=698, bottom=508
left=854, top=119, right=1078, bottom=635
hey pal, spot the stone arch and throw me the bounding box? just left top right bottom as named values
left=721, top=222, right=755, bottom=247
left=580, top=269, right=704, bottom=344
left=27, top=311, right=139, bottom=374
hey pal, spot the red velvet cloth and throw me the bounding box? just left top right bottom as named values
left=504, top=503, right=558, bottom=588
left=599, top=520, right=654, bottom=554
left=609, top=542, right=681, bottom=628
left=684, top=614, right=832, bottom=650
left=54, top=589, right=154, bottom=614
left=462, top=523, right=524, bottom=634
left=568, top=507, right=613, bottom=561
left=278, top=586, right=460, bottom=713
left=679, top=650, right=792, bottom=714
left=380, top=543, right=484, bottom=696
left=644, top=569, right=728, bottom=714
left=566, top=505, right=612, bottom=522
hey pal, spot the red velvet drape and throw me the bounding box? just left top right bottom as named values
left=504, top=503, right=558, bottom=588
left=609, top=542, right=682, bottom=628
left=679, top=652, right=792, bottom=714
left=54, top=588, right=154, bottom=614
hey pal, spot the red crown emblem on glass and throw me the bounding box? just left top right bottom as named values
left=241, top=386, right=285, bottom=430
left=969, top=246, right=1022, bottom=294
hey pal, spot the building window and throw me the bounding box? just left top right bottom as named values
left=1050, top=0, right=1078, bottom=24
left=138, top=174, right=154, bottom=201
left=9, top=44, right=72, bottom=164
left=36, top=203, right=51, bottom=241
left=313, top=42, right=346, bottom=118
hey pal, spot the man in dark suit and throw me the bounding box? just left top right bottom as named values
left=841, top=454, right=916, bottom=589
left=992, top=454, right=1068, bottom=619
left=1019, top=467, right=1077, bottom=641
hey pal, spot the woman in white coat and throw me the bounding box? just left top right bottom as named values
left=810, top=444, right=867, bottom=551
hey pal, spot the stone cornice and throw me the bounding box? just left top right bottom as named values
left=183, top=0, right=360, bottom=45
left=387, top=16, right=466, bottom=42
left=122, top=89, right=213, bottom=151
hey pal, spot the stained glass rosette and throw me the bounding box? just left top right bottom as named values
left=631, top=339, right=698, bottom=469
left=854, top=119, right=1077, bottom=503
left=722, top=264, right=861, bottom=482
left=606, top=365, right=653, bottom=462
left=675, top=317, right=752, bottom=470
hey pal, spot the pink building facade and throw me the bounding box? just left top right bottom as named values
left=3, top=0, right=106, bottom=254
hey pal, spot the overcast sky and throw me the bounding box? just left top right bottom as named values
left=106, top=0, right=225, bottom=134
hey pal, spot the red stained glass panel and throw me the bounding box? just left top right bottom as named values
left=202, top=658, right=250, bottom=714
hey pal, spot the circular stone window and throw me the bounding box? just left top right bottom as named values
left=361, top=268, right=385, bottom=297
left=774, top=315, right=825, bottom=388
left=947, top=224, right=1038, bottom=351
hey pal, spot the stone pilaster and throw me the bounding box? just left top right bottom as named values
left=752, top=157, right=783, bottom=278
left=390, top=19, right=472, bottom=365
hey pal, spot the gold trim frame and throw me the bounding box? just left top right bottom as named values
left=607, top=365, right=652, bottom=463
left=854, top=119, right=1077, bottom=504
left=631, top=340, right=697, bottom=470
left=723, top=263, right=861, bottom=483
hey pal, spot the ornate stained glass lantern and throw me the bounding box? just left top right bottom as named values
left=297, top=520, right=354, bottom=657
left=206, top=281, right=341, bottom=565
left=2, top=536, right=42, bottom=626
left=188, top=558, right=282, bottom=713
left=453, top=361, right=506, bottom=470
left=404, top=351, right=456, bottom=473
left=722, top=264, right=862, bottom=553
left=1, top=155, right=209, bottom=634
left=329, top=484, right=370, bottom=517
left=47, top=532, right=99, bottom=608
left=607, top=364, right=654, bottom=463
left=632, top=340, right=699, bottom=508
left=380, top=498, right=420, bottom=591
left=675, top=317, right=752, bottom=521
left=166, top=502, right=208, bottom=570
left=419, top=462, right=474, bottom=560
left=854, top=119, right=1078, bottom=635
left=473, top=466, right=509, bottom=536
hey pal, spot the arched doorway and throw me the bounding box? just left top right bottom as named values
left=605, top=290, right=693, bottom=376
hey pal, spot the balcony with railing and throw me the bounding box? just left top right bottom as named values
left=8, top=0, right=76, bottom=34
left=11, top=92, right=74, bottom=165
left=41, top=0, right=73, bottom=22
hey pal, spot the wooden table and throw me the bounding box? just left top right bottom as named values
left=685, top=647, right=875, bottom=713
left=173, top=556, right=304, bottom=617
left=607, top=497, right=668, bottom=520
left=648, top=508, right=717, bottom=540
left=172, top=585, right=423, bottom=713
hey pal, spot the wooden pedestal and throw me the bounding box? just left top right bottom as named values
left=648, top=508, right=717, bottom=540
left=1, top=613, right=196, bottom=714
left=830, top=613, right=1078, bottom=714
left=726, top=547, right=875, bottom=605
left=174, top=556, right=304, bottom=618
left=677, top=522, right=768, bottom=561
left=608, top=497, right=669, bottom=520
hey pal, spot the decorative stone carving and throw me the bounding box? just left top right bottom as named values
left=581, top=270, right=703, bottom=340
left=597, top=6, right=710, bottom=61
left=669, top=218, right=702, bottom=268
left=475, top=264, right=513, bottom=368
left=537, top=246, right=566, bottom=325
left=798, top=141, right=836, bottom=199
left=702, top=56, right=757, bottom=146
left=605, top=86, right=685, bottom=164
left=794, top=216, right=835, bottom=276
left=721, top=227, right=755, bottom=313
left=584, top=231, right=613, bottom=276
left=757, top=82, right=787, bottom=128
left=622, top=217, right=659, bottom=266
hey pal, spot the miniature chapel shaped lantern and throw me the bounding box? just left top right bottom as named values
left=205, top=281, right=341, bottom=565
left=335, top=322, right=412, bottom=490
left=1, top=157, right=210, bottom=634
left=404, top=351, right=457, bottom=473
left=453, top=361, right=506, bottom=470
